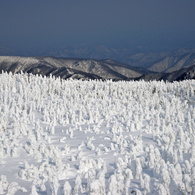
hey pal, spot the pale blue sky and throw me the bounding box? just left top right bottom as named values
left=0, top=0, right=195, bottom=53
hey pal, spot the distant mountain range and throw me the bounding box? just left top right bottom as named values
left=134, top=64, right=195, bottom=82
left=0, top=56, right=151, bottom=80
left=1, top=45, right=195, bottom=70
left=51, top=46, right=195, bottom=74
left=0, top=56, right=195, bottom=82
left=146, top=52, right=195, bottom=73
left=1, top=45, right=195, bottom=74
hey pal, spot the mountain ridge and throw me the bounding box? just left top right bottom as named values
left=0, top=56, right=147, bottom=80
left=1, top=56, right=195, bottom=82
left=135, top=64, right=195, bottom=82
left=1, top=45, right=195, bottom=74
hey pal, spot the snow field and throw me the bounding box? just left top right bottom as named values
left=0, top=71, right=195, bottom=194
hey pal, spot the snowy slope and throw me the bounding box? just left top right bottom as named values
left=147, top=53, right=195, bottom=73
left=0, top=56, right=144, bottom=80
left=0, top=72, right=195, bottom=194
left=135, top=64, right=195, bottom=82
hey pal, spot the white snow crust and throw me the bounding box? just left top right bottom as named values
left=0, top=71, right=195, bottom=194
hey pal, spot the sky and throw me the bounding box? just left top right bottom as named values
left=0, top=0, right=195, bottom=54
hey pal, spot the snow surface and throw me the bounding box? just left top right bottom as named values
left=0, top=72, right=195, bottom=194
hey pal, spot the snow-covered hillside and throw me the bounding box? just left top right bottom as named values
left=0, top=72, right=195, bottom=194
left=0, top=56, right=144, bottom=80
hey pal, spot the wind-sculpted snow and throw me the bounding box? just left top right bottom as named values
left=0, top=72, right=195, bottom=194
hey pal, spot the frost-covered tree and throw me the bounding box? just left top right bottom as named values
left=0, top=180, right=4, bottom=194
left=0, top=175, right=8, bottom=191
left=6, top=182, right=27, bottom=195
left=108, top=175, right=118, bottom=195
left=30, top=185, right=39, bottom=195
left=140, top=173, right=150, bottom=195
left=90, top=180, right=103, bottom=195
left=184, top=174, right=192, bottom=194
left=63, top=181, right=72, bottom=195
left=151, top=178, right=167, bottom=195
left=159, top=168, right=170, bottom=195
left=73, top=175, right=83, bottom=195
